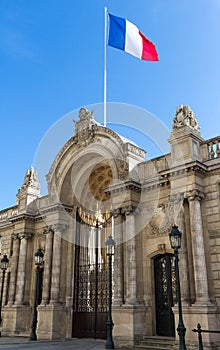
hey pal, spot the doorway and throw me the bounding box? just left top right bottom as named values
left=72, top=216, right=108, bottom=339
left=154, top=253, right=176, bottom=337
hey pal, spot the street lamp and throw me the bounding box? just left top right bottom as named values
left=105, top=235, right=115, bottom=349
left=29, top=248, right=44, bottom=341
left=169, top=225, right=187, bottom=350
left=0, top=254, right=9, bottom=337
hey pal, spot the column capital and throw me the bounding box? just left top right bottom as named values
left=111, top=208, right=121, bottom=218
left=18, top=232, right=32, bottom=240
left=11, top=233, right=19, bottom=241
left=43, top=225, right=54, bottom=235
left=185, top=189, right=204, bottom=202
left=121, top=205, right=136, bottom=216
left=51, top=223, right=68, bottom=234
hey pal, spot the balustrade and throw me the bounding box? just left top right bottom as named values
left=201, top=137, right=220, bottom=160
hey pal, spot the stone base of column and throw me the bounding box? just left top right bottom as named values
left=37, top=304, right=67, bottom=340
left=112, top=304, right=145, bottom=348
left=2, top=306, right=32, bottom=337
left=173, top=303, right=220, bottom=349
left=113, top=298, right=124, bottom=307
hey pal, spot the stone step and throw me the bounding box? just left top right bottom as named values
left=134, top=336, right=176, bottom=350
left=135, top=346, right=173, bottom=350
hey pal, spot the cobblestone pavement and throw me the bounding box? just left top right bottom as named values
left=0, top=337, right=118, bottom=349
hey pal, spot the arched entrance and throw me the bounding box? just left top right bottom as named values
left=72, top=212, right=109, bottom=339
left=154, top=253, right=176, bottom=337
left=72, top=161, right=113, bottom=339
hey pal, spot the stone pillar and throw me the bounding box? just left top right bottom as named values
left=123, top=207, right=137, bottom=305
left=171, top=194, right=191, bottom=304
left=113, top=210, right=124, bottom=306
left=65, top=214, right=76, bottom=339
left=50, top=224, right=66, bottom=305
left=7, top=234, right=20, bottom=306
left=14, top=233, right=31, bottom=306
left=66, top=216, right=76, bottom=305
left=41, top=226, right=53, bottom=305
left=186, top=189, right=209, bottom=304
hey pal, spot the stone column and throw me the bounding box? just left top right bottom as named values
left=41, top=226, right=53, bottom=305
left=123, top=207, right=137, bottom=305
left=66, top=215, right=76, bottom=306
left=7, top=234, right=20, bottom=306
left=186, top=189, right=209, bottom=304
left=171, top=194, right=191, bottom=304
left=113, top=210, right=124, bottom=306
left=50, top=224, right=66, bottom=305
left=14, top=233, right=32, bottom=306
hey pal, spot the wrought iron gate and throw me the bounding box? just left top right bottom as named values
left=154, top=254, right=177, bottom=337
left=72, top=217, right=108, bottom=339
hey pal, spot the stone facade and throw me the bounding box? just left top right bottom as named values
left=0, top=106, right=220, bottom=349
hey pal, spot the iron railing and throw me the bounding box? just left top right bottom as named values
left=192, top=323, right=220, bottom=350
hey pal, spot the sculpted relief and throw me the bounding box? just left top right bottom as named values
left=172, top=104, right=200, bottom=131
left=149, top=204, right=173, bottom=236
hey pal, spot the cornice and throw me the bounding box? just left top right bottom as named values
left=106, top=179, right=142, bottom=195
left=10, top=213, right=36, bottom=223
left=141, top=175, right=170, bottom=191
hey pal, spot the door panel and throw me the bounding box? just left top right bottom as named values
left=154, top=254, right=176, bottom=337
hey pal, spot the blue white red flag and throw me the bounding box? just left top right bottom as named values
left=108, top=13, right=158, bottom=61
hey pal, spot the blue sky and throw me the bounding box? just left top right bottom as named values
left=0, top=0, right=220, bottom=209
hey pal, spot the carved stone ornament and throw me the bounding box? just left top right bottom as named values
left=148, top=204, right=173, bottom=236
left=121, top=205, right=135, bottom=216
left=51, top=223, right=69, bottom=234
left=18, top=166, right=40, bottom=193
left=116, top=159, right=129, bottom=181
left=184, top=189, right=204, bottom=201
left=43, top=226, right=53, bottom=235
left=172, top=105, right=200, bottom=131
left=11, top=233, right=19, bottom=241
left=73, top=108, right=98, bottom=147
left=18, top=232, right=32, bottom=240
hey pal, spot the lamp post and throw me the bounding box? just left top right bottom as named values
left=0, top=254, right=9, bottom=337
left=105, top=235, right=115, bottom=349
left=169, top=225, right=187, bottom=350
left=29, top=248, right=44, bottom=341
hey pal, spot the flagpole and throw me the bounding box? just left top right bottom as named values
left=104, top=6, right=107, bottom=127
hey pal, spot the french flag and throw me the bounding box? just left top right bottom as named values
left=108, top=13, right=159, bottom=61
